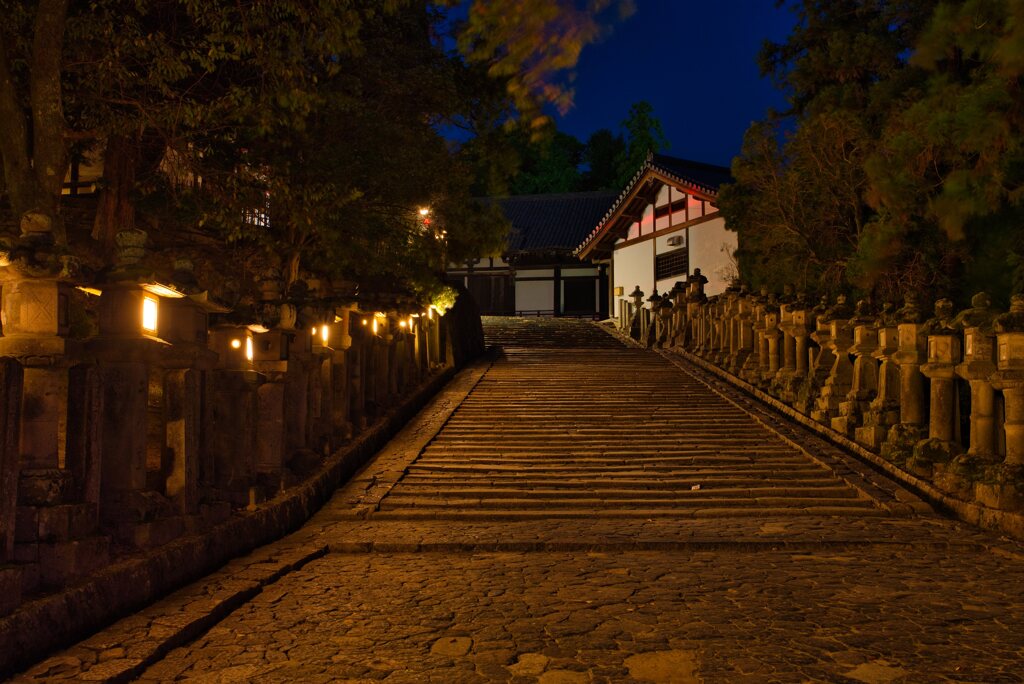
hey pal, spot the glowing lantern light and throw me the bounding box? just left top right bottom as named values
left=399, top=320, right=407, bottom=329
left=231, top=339, right=242, bottom=349
left=245, top=336, right=254, bottom=361
left=321, top=325, right=329, bottom=344
left=418, top=207, right=430, bottom=216
left=142, top=296, right=159, bottom=333
left=372, top=319, right=379, bottom=335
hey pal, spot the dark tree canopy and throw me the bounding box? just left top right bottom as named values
left=0, top=0, right=630, bottom=304
left=719, top=0, right=1024, bottom=304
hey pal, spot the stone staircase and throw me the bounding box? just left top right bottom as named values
left=373, top=318, right=887, bottom=520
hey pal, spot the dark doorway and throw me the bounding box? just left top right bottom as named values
left=562, top=278, right=596, bottom=316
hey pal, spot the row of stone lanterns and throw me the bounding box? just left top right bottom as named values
left=616, top=273, right=1024, bottom=513
left=0, top=230, right=453, bottom=616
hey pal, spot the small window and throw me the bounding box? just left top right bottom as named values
left=655, top=248, right=689, bottom=281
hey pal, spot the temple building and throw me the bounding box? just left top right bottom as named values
left=448, top=191, right=617, bottom=317
left=574, top=153, right=736, bottom=320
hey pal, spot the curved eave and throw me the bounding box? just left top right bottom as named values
left=575, top=165, right=721, bottom=260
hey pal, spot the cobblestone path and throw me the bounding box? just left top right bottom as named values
left=15, top=318, right=1024, bottom=683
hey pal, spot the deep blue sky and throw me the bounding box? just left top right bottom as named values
left=555, top=1, right=797, bottom=168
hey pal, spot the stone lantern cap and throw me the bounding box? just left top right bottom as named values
left=994, top=294, right=1024, bottom=371
left=629, top=286, right=644, bottom=300
left=952, top=292, right=998, bottom=332
left=646, top=290, right=661, bottom=305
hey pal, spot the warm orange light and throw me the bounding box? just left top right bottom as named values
left=231, top=339, right=242, bottom=349
left=418, top=207, right=430, bottom=216
left=245, top=337, right=254, bottom=361
left=310, top=326, right=318, bottom=336
left=142, top=296, right=159, bottom=333
left=372, top=319, right=379, bottom=335
left=399, top=320, right=407, bottom=329
left=362, top=319, right=368, bottom=326
left=321, top=325, right=329, bottom=344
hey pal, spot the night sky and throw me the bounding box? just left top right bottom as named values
left=557, top=1, right=797, bottom=168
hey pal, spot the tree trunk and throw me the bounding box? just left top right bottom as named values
left=92, top=133, right=138, bottom=250
left=0, top=0, right=69, bottom=243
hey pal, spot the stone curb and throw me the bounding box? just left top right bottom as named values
left=668, top=343, right=1024, bottom=541
left=11, top=544, right=328, bottom=683
left=0, top=364, right=459, bottom=678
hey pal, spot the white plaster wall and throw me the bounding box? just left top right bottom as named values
left=612, top=240, right=655, bottom=304
left=687, top=215, right=737, bottom=296
left=515, top=280, right=554, bottom=312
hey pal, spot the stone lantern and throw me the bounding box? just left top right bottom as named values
left=991, top=294, right=1024, bottom=467
left=642, top=290, right=661, bottom=347
left=951, top=293, right=1000, bottom=459
left=811, top=295, right=853, bottom=425
left=881, top=293, right=929, bottom=464
left=857, top=302, right=901, bottom=448
left=915, top=299, right=963, bottom=471
left=835, top=300, right=879, bottom=437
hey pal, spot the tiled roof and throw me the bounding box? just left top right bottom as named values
left=575, top=153, right=733, bottom=257
left=496, top=191, right=619, bottom=254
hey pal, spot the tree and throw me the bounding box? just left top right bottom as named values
left=615, top=100, right=669, bottom=188
left=0, top=0, right=627, bottom=304
left=719, top=0, right=939, bottom=300
left=580, top=128, right=625, bottom=190
left=507, top=130, right=585, bottom=195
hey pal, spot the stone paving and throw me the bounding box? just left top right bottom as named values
left=12, top=318, right=1024, bottom=683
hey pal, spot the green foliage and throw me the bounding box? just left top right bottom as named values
left=1, top=0, right=628, bottom=304
left=581, top=128, right=626, bottom=190
left=614, top=101, right=669, bottom=188
left=721, top=0, right=1024, bottom=302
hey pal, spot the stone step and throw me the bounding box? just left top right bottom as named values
left=381, top=485, right=862, bottom=500
left=402, top=475, right=844, bottom=488
left=379, top=496, right=875, bottom=510
left=370, top=506, right=891, bottom=520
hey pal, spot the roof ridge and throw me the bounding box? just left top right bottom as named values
left=652, top=152, right=731, bottom=173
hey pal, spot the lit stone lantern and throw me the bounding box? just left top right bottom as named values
left=210, top=325, right=255, bottom=371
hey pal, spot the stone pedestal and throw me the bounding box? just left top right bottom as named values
left=253, top=329, right=294, bottom=484
left=812, top=319, right=852, bottom=425
left=991, top=331, right=1024, bottom=465
left=0, top=359, right=23, bottom=564
left=912, top=334, right=964, bottom=476
left=834, top=324, right=879, bottom=437
left=955, top=328, right=999, bottom=458
left=881, top=322, right=928, bottom=463
left=761, top=309, right=780, bottom=387
left=857, top=326, right=900, bottom=448
left=205, top=325, right=263, bottom=503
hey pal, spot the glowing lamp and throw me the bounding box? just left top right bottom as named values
left=310, top=326, right=318, bottom=336
left=372, top=319, right=379, bottom=335
left=245, top=336, right=254, bottom=361
left=321, top=325, right=329, bottom=344
left=418, top=207, right=431, bottom=216
left=362, top=319, right=368, bottom=326
left=231, top=339, right=242, bottom=349
left=142, top=296, right=159, bottom=333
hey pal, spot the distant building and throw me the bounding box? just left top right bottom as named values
left=575, top=153, right=737, bottom=320
left=448, top=191, right=617, bottom=317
